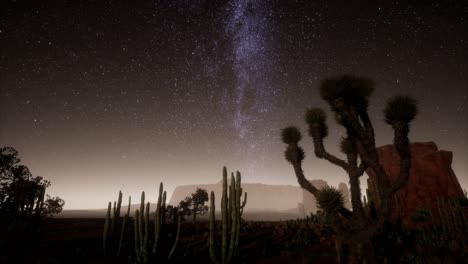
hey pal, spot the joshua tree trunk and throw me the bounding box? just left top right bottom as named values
left=349, top=175, right=364, bottom=219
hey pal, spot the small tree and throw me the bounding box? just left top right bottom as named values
left=0, top=147, right=64, bottom=218
left=190, top=188, right=208, bottom=223
left=177, top=188, right=209, bottom=223
left=178, top=196, right=192, bottom=221
left=0, top=147, right=64, bottom=259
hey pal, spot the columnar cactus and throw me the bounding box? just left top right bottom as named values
left=103, top=201, right=112, bottom=255
left=103, top=183, right=182, bottom=262
left=209, top=166, right=247, bottom=264
left=103, top=190, right=124, bottom=256
left=111, top=191, right=123, bottom=233
left=152, top=182, right=163, bottom=255
left=117, top=195, right=131, bottom=256
left=133, top=183, right=181, bottom=263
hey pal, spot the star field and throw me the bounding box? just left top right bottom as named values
left=0, top=0, right=466, bottom=209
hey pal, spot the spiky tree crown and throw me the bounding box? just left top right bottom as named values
left=284, top=145, right=305, bottom=164
left=320, top=75, right=374, bottom=112
left=305, top=108, right=328, bottom=138
left=316, top=185, right=345, bottom=214
left=339, top=137, right=356, bottom=154
left=384, top=96, right=418, bottom=125
left=281, top=126, right=302, bottom=144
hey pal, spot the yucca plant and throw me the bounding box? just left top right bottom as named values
left=316, top=186, right=345, bottom=215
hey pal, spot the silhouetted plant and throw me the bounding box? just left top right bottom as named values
left=190, top=188, right=209, bottom=223
left=103, top=191, right=130, bottom=257
left=0, top=147, right=64, bottom=261
left=209, top=167, right=247, bottom=264
left=103, top=183, right=181, bottom=262
left=178, top=196, right=193, bottom=221
left=280, top=74, right=419, bottom=263
left=0, top=147, right=64, bottom=218
left=316, top=185, right=345, bottom=215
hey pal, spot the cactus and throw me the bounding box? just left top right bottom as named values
left=168, top=215, right=182, bottom=260
left=209, top=191, right=217, bottom=264
left=117, top=195, right=131, bottom=256
left=103, top=202, right=111, bottom=255
left=209, top=167, right=247, bottom=264
left=134, top=209, right=141, bottom=262
left=132, top=183, right=181, bottom=263
left=134, top=192, right=150, bottom=263
left=104, top=184, right=183, bottom=262
left=111, top=191, right=123, bottom=234
left=103, top=191, right=124, bottom=256
left=152, top=182, right=163, bottom=255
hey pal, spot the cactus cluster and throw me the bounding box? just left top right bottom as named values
left=209, top=167, right=247, bottom=264
left=103, top=183, right=181, bottom=262
left=133, top=183, right=181, bottom=263
left=103, top=191, right=131, bottom=256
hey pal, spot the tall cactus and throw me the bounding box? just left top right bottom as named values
left=103, top=201, right=112, bottom=255
left=133, top=183, right=181, bottom=263
left=209, top=167, right=247, bottom=264
left=134, top=192, right=150, bottom=263
left=117, top=195, right=131, bottom=256
left=134, top=209, right=141, bottom=262
left=152, top=182, right=163, bottom=255
left=111, top=191, right=123, bottom=233
left=168, top=215, right=182, bottom=260
left=209, top=191, right=217, bottom=264
left=103, top=191, right=124, bottom=256
left=104, top=185, right=181, bottom=262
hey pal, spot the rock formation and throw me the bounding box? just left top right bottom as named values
left=366, top=141, right=465, bottom=228
left=170, top=180, right=352, bottom=215
left=169, top=182, right=302, bottom=211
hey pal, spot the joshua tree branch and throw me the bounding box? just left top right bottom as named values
left=361, top=112, right=375, bottom=144
left=390, top=122, right=411, bottom=194
left=291, top=161, right=319, bottom=196
left=310, top=126, right=350, bottom=170
left=291, top=161, right=352, bottom=218
left=336, top=103, right=367, bottom=140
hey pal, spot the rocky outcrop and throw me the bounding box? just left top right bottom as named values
left=366, top=141, right=465, bottom=228
left=169, top=182, right=302, bottom=211
left=170, top=180, right=351, bottom=215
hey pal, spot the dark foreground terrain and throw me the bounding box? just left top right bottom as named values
left=1, top=218, right=338, bottom=264
left=1, top=216, right=467, bottom=264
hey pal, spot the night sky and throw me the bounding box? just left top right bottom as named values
left=1, top=1, right=467, bottom=209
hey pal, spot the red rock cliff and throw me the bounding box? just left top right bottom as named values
left=366, top=141, right=465, bottom=228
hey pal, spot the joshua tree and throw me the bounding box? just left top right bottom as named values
left=281, top=74, right=418, bottom=262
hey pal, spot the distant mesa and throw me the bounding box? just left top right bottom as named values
left=169, top=179, right=352, bottom=216
left=366, top=141, right=466, bottom=228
